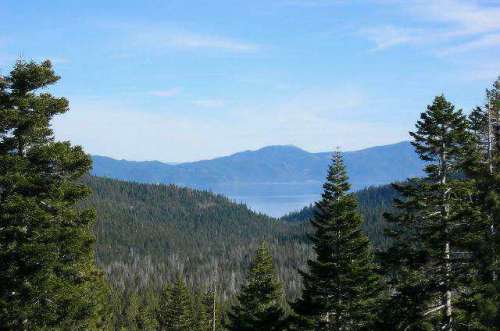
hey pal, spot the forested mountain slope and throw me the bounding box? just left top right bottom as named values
left=83, top=176, right=309, bottom=299
left=282, top=184, right=399, bottom=249
left=91, top=141, right=422, bottom=192
left=84, top=176, right=398, bottom=299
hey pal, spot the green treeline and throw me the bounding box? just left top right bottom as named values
left=282, top=184, right=399, bottom=249
left=83, top=174, right=397, bottom=297
left=80, top=173, right=399, bottom=329
left=83, top=175, right=310, bottom=300
left=1, top=60, right=499, bottom=330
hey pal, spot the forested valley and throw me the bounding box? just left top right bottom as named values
left=80, top=175, right=397, bottom=329
left=86, top=176, right=396, bottom=296
left=1, top=60, right=499, bottom=330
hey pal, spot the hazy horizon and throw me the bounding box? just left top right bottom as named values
left=1, top=0, right=498, bottom=162
left=91, top=139, right=411, bottom=163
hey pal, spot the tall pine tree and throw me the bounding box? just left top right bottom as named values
left=0, top=60, right=105, bottom=329
left=292, top=151, right=382, bottom=330
left=382, top=95, right=474, bottom=330
left=461, top=77, right=500, bottom=329
left=200, top=288, right=221, bottom=331
left=227, top=242, right=287, bottom=331
left=157, top=276, right=195, bottom=331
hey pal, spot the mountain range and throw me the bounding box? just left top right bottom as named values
left=91, top=141, right=423, bottom=216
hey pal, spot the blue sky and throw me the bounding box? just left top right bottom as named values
left=1, top=0, right=499, bottom=162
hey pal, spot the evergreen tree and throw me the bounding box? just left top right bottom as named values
left=0, top=60, right=104, bottom=329
left=118, top=291, right=158, bottom=331
left=157, top=276, right=195, bottom=331
left=382, top=95, right=474, bottom=330
left=292, top=151, right=382, bottom=330
left=201, top=288, right=221, bottom=331
left=123, top=292, right=142, bottom=330
left=193, top=290, right=211, bottom=331
left=460, top=77, right=500, bottom=329
left=467, top=78, right=500, bottom=281
left=227, top=242, right=287, bottom=331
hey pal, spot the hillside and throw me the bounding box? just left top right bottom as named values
left=84, top=176, right=397, bottom=299
left=83, top=176, right=310, bottom=299
left=91, top=141, right=422, bottom=216
left=282, top=184, right=399, bottom=249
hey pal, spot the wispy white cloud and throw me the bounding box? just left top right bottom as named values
left=410, top=0, right=500, bottom=35
left=149, top=87, right=182, bottom=97
left=103, top=21, right=261, bottom=54
left=192, top=99, right=226, bottom=108
left=437, top=33, right=500, bottom=56
left=362, top=26, right=422, bottom=50
left=53, top=87, right=404, bottom=162
left=157, top=33, right=260, bottom=52
left=363, top=0, right=500, bottom=55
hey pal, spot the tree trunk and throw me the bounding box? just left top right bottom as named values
left=487, top=105, right=497, bottom=282
left=441, top=142, right=453, bottom=331
left=213, top=285, right=217, bottom=331
left=443, top=241, right=453, bottom=330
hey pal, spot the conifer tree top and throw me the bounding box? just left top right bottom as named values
left=0, top=59, right=103, bottom=329
left=227, top=242, right=286, bottom=331
left=321, top=150, right=350, bottom=200
left=8, top=60, right=60, bottom=94
left=293, top=150, right=381, bottom=330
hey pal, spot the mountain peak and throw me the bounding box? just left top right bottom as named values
left=226, top=144, right=310, bottom=161
left=90, top=140, right=423, bottom=216
left=254, top=145, right=307, bottom=153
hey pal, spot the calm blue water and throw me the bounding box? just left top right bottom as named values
left=231, top=194, right=320, bottom=218
left=203, top=182, right=323, bottom=217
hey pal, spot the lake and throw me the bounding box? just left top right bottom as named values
left=202, top=182, right=323, bottom=217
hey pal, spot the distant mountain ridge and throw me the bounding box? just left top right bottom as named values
left=91, top=141, right=424, bottom=215
left=92, top=141, right=422, bottom=188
